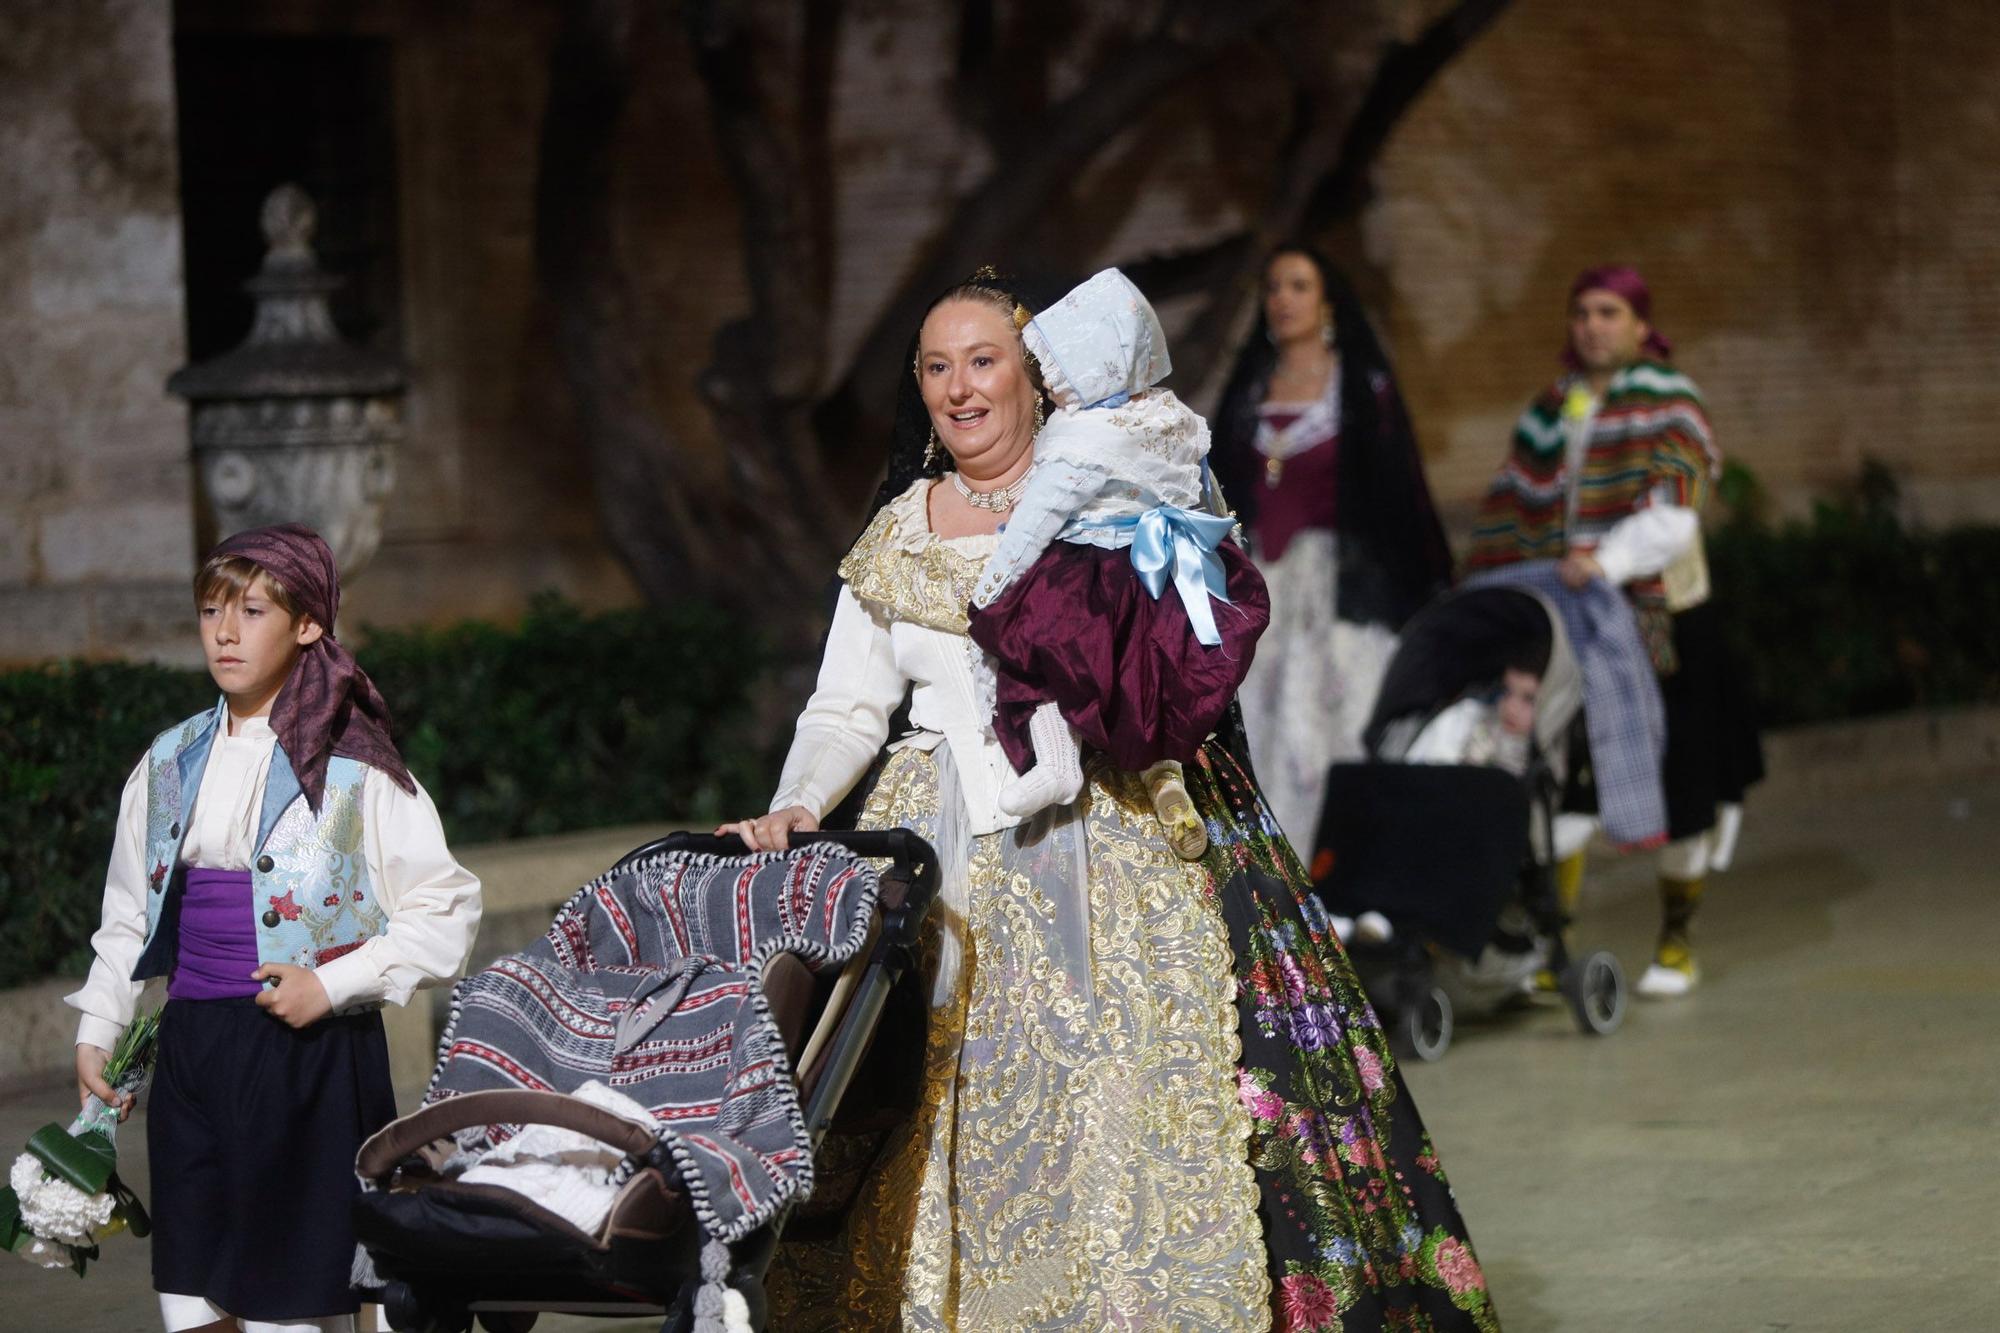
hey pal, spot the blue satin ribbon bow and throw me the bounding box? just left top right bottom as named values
left=1118, top=505, right=1237, bottom=646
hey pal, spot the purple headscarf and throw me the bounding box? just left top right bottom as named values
left=1562, top=264, right=1674, bottom=369
left=207, top=523, right=415, bottom=809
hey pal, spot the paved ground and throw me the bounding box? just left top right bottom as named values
left=1401, top=774, right=2000, bottom=1332
left=4, top=775, right=1993, bottom=1331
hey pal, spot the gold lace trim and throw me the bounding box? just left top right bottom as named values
left=838, top=480, right=988, bottom=635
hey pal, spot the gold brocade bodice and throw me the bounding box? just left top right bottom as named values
left=837, top=480, right=990, bottom=636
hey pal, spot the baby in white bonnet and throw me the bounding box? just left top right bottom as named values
left=967, top=268, right=1263, bottom=856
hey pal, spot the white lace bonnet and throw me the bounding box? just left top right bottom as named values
left=1022, top=268, right=1172, bottom=411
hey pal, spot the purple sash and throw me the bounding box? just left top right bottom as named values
left=169, top=868, right=263, bottom=1000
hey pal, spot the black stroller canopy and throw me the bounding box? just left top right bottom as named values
left=1362, top=585, right=1566, bottom=758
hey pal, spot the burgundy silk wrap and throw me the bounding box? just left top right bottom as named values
left=968, top=539, right=1271, bottom=775
left=208, top=523, right=415, bottom=809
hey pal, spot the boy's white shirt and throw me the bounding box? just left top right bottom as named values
left=66, top=713, right=483, bottom=1051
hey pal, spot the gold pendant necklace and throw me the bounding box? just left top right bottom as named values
left=1265, top=457, right=1284, bottom=488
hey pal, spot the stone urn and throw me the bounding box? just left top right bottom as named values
left=168, top=184, right=405, bottom=578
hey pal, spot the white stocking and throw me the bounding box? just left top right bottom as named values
left=161, top=1292, right=357, bottom=1333
left=998, top=701, right=1084, bottom=818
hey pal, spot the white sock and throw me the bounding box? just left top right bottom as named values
left=1710, top=803, right=1744, bottom=872
left=163, top=1292, right=359, bottom=1333
left=998, top=701, right=1085, bottom=817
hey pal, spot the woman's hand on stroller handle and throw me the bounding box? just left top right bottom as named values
left=714, top=805, right=820, bottom=852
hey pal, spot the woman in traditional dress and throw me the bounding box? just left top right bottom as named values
left=721, top=271, right=1497, bottom=1332
left=1212, top=246, right=1454, bottom=850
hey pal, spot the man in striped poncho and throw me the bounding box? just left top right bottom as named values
left=1469, top=264, right=1762, bottom=998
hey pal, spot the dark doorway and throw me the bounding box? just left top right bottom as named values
left=172, top=31, right=401, bottom=362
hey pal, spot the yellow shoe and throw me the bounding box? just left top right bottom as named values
left=1555, top=849, right=1586, bottom=916
left=1636, top=938, right=1699, bottom=998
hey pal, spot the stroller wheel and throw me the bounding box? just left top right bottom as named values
left=1563, top=950, right=1627, bottom=1035
left=383, top=1281, right=470, bottom=1333
left=1400, top=986, right=1454, bottom=1062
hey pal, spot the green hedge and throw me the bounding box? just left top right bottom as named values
left=1, top=664, right=215, bottom=989
left=1709, top=463, right=2000, bottom=727
left=0, top=595, right=773, bottom=988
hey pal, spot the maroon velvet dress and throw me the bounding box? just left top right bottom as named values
left=1248, top=407, right=1340, bottom=561
left=966, top=538, right=1271, bottom=776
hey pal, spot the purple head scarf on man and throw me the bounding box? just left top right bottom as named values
left=206, top=523, right=415, bottom=810
left=1562, top=264, right=1674, bottom=369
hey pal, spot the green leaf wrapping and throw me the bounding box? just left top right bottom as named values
left=25, top=1124, right=115, bottom=1196
left=0, top=1184, right=27, bottom=1253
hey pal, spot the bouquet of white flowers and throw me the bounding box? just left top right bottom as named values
left=0, top=1011, right=160, bottom=1276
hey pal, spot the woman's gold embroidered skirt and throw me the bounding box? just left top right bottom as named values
left=770, top=744, right=1269, bottom=1330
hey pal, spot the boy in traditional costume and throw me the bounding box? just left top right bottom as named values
left=68, top=524, right=483, bottom=1331
left=1468, top=265, right=1763, bottom=997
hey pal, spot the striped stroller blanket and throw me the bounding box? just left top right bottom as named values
left=422, top=842, right=880, bottom=1243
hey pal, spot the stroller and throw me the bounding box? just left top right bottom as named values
left=1309, top=584, right=1626, bottom=1061
left=351, top=828, right=939, bottom=1333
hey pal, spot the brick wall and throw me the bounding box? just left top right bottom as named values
left=5, top=0, right=1994, bottom=663
left=1371, top=0, right=2000, bottom=538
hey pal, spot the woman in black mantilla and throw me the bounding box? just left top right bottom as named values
left=1213, top=245, right=1453, bottom=851
left=729, top=269, right=1497, bottom=1331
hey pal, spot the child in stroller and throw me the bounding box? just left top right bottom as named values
left=1398, top=656, right=1542, bottom=777
left=1310, top=584, right=1626, bottom=1060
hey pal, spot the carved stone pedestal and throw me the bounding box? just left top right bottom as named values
left=168, top=184, right=405, bottom=578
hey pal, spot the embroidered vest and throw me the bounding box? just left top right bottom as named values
left=132, top=701, right=388, bottom=993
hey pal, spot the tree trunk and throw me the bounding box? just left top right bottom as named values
left=541, top=0, right=1515, bottom=626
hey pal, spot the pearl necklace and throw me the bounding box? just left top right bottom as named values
left=950, top=470, right=1027, bottom=513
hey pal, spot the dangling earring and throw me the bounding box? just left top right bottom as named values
left=924, top=426, right=943, bottom=470
left=1032, top=395, right=1045, bottom=432
left=1320, top=309, right=1336, bottom=348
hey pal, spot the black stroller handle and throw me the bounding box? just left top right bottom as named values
left=615, top=827, right=931, bottom=878
left=614, top=829, right=940, bottom=928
